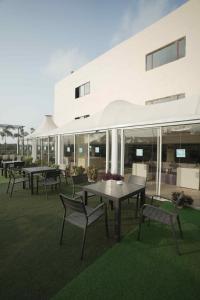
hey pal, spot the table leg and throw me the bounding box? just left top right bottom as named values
left=83, top=190, right=88, bottom=205
left=31, top=173, right=34, bottom=195
left=23, top=171, right=26, bottom=189
left=5, top=166, right=7, bottom=178
left=140, top=188, right=146, bottom=207
left=114, top=200, right=121, bottom=242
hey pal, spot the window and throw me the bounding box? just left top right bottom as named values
left=146, top=37, right=186, bottom=71
left=145, top=93, right=185, bottom=105
left=74, top=114, right=90, bottom=120
left=75, top=82, right=90, bottom=99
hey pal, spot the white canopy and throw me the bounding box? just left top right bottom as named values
left=30, top=96, right=200, bottom=138
left=26, top=115, right=57, bottom=139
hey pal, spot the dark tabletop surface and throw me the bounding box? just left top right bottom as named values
left=22, top=166, right=56, bottom=173
left=2, top=160, right=22, bottom=165
left=82, top=180, right=145, bottom=201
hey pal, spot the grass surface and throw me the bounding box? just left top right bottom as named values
left=53, top=203, right=200, bottom=300
left=0, top=176, right=138, bottom=300
left=1, top=175, right=200, bottom=300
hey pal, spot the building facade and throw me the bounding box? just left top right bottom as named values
left=29, top=0, right=200, bottom=207
left=54, top=0, right=200, bottom=127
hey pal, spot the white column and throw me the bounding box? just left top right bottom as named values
left=55, top=136, right=58, bottom=165
left=48, top=137, right=50, bottom=165
left=32, top=139, right=37, bottom=162
left=106, top=130, right=109, bottom=173
left=111, top=128, right=118, bottom=174
left=120, top=129, right=124, bottom=176
left=57, top=135, right=62, bottom=165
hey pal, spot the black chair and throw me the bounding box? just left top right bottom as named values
left=6, top=169, right=29, bottom=197
left=38, top=169, right=61, bottom=199
left=137, top=201, right=183, bottom=255
left=59, top=193, right=109, bottom=260
left=71, top=174, right=96, bottom=202
left=0, top=160, right=4, bottom=176
left=127, top=175, right=146, bottom=217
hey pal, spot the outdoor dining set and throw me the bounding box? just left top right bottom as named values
left=0, top=159, right=183, bottom=259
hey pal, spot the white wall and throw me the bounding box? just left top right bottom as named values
left=54, top=0, right=200, bottom=127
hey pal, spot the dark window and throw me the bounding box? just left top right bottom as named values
left=75, top=82, right=90, bottom=99
left=146, top=37, right=186, bottom=71
left=74, top=114, right=90, bottom=120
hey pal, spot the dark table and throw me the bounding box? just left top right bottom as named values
left=2, top=161, right=24, bottom=178
left=22, top=166, right=56, bottom=194
left=82, top=180, right=145, bottom=242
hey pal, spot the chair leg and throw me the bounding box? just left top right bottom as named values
left=10, top=182, right=15, bottom=197
left=135, top=196, right=139, bottom=218
left=109, top=200, right=113, bottom=210
left=171, top=222, right=180, bottom=255
left=177, top=216, right=183, bottom=239
left=60, top=217, right=66, bottom=245
left=81, top=227, right=87, bottom=260
left=105, top=204, right=109, bottom=238
left=6, top=179, right=11, bottom=194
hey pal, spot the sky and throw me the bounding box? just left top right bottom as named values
left=0, top=0, right=187, bottom=132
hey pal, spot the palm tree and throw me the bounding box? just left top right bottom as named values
left=14, top=127, right=29, bottom=156
left=30, top=128, right=35, bottom=134
left=0, top=126, right=14, bottom=153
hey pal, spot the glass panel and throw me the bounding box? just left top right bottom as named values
left=153, top=42, right=177, bottom=68
left=124, top=128, right=158, bottom=195
left=75, top=134, right=88, bottom=169
left=84, top=82, right=90, bottom=95
left=19, top=139, right=23, bottom=156
left=63, top=135, right=75, bottom=168
left=36, top=139, right=41, bottom=161
left=161, top=124, right=200, bottom=207
left=49, top=137, right=55, bottom=165
left=178, top=38, right=186, bottom=58
left=42, top=138, right=48, bottom=165
left=79, top=85, right=84, bottom=97
left=146, top=54, right=152, bottom=70
left=27, top=140, right=32, bottom=157
left=89, top=132, right=106, bottom=177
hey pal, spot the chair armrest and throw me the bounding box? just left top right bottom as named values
left=151, top=195, right=179, bottom=213
left=86, top=202, right=105, bottom=217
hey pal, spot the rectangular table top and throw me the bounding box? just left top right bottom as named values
left=22, top=166, right=56, bottom=174
left=82, top=180, right=145, bottom=201
left=2, top=160, right=22, bottom=165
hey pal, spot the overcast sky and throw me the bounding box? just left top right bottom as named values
left=0, top=0, right=187, bottom=131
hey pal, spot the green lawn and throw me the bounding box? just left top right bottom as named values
left=0, top=177, right=136, bottom=300
left=53, top=203, right=200, bottom=300
left=1, top=176, right=200, bottom=300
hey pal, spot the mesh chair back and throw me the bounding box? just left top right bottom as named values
left=60, top=193, right=86, bottom=214
left=128, top=175, right=146, bottom=186
left=14, top=161, right=25, bottom=168
left=45, top=169, right=61, bottom=180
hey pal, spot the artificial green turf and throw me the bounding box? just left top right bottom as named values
left=52, top=203, right=200, bottom=300
left=0, top=177, right=137, bottom=300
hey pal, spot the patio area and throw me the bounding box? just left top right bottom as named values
left=0, top=175, right=200, bottom=299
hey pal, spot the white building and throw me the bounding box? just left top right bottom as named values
left=54, top=0, right=200, bottom=127
left=28, top=0, right=200, bottom=206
